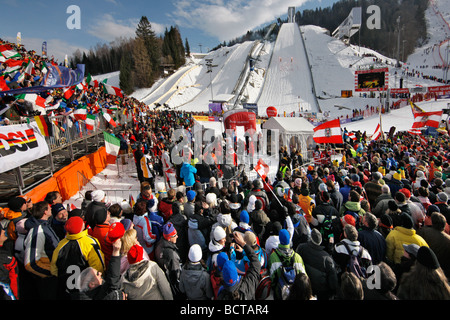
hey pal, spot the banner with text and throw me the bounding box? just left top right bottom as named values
left=0, top=122, right=50, bottom=173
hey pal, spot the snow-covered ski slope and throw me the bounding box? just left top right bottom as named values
left=175, top=41, right=257, bottom=112
left=256, top=23, right=320, bottom=115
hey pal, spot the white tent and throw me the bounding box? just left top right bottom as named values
left=262, top=117, right=315, bottom=159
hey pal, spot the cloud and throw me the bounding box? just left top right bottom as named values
left=86, top=13, right=166, bottom=43
left=170, top=0, right=311, bottom=41
left=3, top=35, right=89, bottom=63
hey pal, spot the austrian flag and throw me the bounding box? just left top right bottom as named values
left=412, top=111, right=443, bottom=129
left=254, top=158, right=270, bottom=180
left=313, top=119, right=343, bottom=144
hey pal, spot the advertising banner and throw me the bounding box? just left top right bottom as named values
left=0, top=122, right=50, bottom=173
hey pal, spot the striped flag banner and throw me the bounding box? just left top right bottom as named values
left=412, top=110, right=443, bottom=129
left=103, top=131, right=120, bottom=164
left=313, top=119, right=343, bottom=144
left=34, top=115, right=53, bottom=137
left=371, top=124, right=382, bottom=141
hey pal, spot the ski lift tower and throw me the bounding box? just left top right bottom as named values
left=288, top=7, right=295, bottom=23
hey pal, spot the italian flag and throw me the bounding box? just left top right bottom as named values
left=24, top=59, right=35, bottom=76
left=0, top=44, right=21, bottom=59
left=103, top=131, right=120, bottom=164
left=102, top=83, right=123, bottom=98
left=85, top=114, right=96, bottom=131
left=102, top=111, right=117, bottom=127
left=17, top=93, right=46, bottom=108
left=73, top=105, right=87, bottom=120
left=63, top=87, right=74, bottom=100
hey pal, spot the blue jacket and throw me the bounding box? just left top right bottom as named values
left=180, top=162, right=197, bottom=187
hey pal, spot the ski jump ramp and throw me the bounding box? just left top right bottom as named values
left=257, top=23, right=320, bottom=116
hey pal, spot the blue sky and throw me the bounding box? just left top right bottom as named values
left=0, top=0, right=339, bottom=62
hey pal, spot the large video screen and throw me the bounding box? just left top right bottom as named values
left=355, top=68, right=388, bottom=92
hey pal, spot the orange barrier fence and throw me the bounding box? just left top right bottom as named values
left=25, top=147, right=107, bottom=203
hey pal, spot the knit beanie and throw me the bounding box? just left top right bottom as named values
left=91, top=190, right=106, bottom=202
left=379, top=214, right=393, bottom=229
left=294, top=178, right=302, bottom=187
left=240, top=210, right=249, bottom=224
left=92, top=208, right=108, bottom=226
left=342, top=214, right=356, bottom=227
left=188, top=244, right=202, bottom=263
left=400, top=212, right=414, bottom=229
left=213, top=226, right=226, bottom=242
left=427, top=204, right=440, bottom=216
left=437, top=192, right=448, bottom=203
left=310, top=228, right=322, bottom=246
left=65, top=216, right=84, bottom=234
left=127, top=244, right=144, bottom=264
left=107, top=222, right=125, bottom=243
left=51, top=203, right=66, bottom=216
left=187, top=190, right=196, bottom=202
left=416, top=246, right=440, bottom=270
left=120, top=218, right=133, bottom=231
left=216, top=252, right=229, bottom=271
left=163, top=222, right=177, bottom=240
left=279, top=229, right=290, bottom=246
left=222, top=260, right=239, bottom=287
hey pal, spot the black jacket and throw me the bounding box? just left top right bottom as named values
left=72, top=255, right=124, bottom=300
left=217, top=244, right=261, bottom=300
left=296, top=241, right=339, bottom=299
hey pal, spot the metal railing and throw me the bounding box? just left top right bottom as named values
left=0, top=109, right=134, bottom=198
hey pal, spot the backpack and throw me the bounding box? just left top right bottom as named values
left=274, top=250, right=297, bottom=300
left=342, top=241, right=367, bottom=279
left=320, top=208, right=334, bottom=238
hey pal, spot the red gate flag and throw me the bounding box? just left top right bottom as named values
left=313, top=119, right=343, bottom=144
left=254, top=158, right=269, bottom=180
left=412, top=110, right=443, bottom=129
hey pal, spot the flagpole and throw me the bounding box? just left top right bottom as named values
left=254, top=167, right=285, bottom=209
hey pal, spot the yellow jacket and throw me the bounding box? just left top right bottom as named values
left=385, top=226, right=429, bottom=264
left=51, top=229, right=105, bottom=277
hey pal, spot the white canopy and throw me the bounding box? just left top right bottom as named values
left=262, top=117, right=315, bottom=159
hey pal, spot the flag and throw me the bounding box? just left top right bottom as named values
left=103, top=131, right=120, bottom=164
left=408, top=128, right=421, bottom=135
left=254, top=158, right=270, bottom=181
left=0, top=45, right=21, bottom=59
left=412, top=110, right=443, bottom=129
left=86, top=73, right=92, bottom=85
left=17, top=93, right=46, bottom=108
left=347, top=132, right=357, bottom=141
left=313, top=119, right=343, bottom=144
left=85, top=114, right=95, bottom=131
left=34, top=115, right=53, bottom=137
left=0, top=76, right=9, bottom=91
left=63, top=87, right=74, bottom=100
left=371, top=124, right=382, bottom=141
left=73, top=105, right=87, bottom=120
left=4, top=59, right=24, bottom=68
left=102, top=111, right=117, bottom=127
left=409, top=100, right=425, bottom=115
left=102, top=83, right=123, bottom=98
left=129, top=194, right=135, bottom=209
left=24, top=59, right=34, bottom=76
left=419, top=135, right=427, bottom=145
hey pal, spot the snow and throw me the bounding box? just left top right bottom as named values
left=64, top=0, right=450, bottom=208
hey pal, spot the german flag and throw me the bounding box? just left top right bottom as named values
left=34, top=115, right=53, bottom=137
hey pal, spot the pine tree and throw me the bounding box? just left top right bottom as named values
left=185, top=37, right=190, bottom=56
left=132, top=37, right=153, bottom=88
left=119, top=49, right=134, bottom=95
left=136, top=16, right=161, bottom=77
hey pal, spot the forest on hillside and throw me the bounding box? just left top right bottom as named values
left=70, top=16, right=188, bottom=95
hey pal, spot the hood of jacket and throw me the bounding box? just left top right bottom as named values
left=124, top=259, right=152, bottom=285
left=344, top=201, right=362, bottom=212
left=65, top=229, right=89, bottom=241
left=208, top=239, right=223, bottom=253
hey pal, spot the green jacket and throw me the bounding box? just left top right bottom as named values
left=268, top=244, right=306, bottom=285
